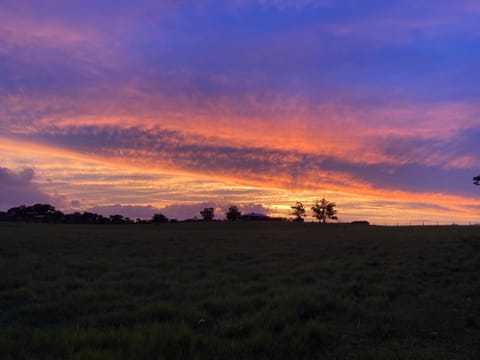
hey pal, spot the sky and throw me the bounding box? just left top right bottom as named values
left=0, top=0, right=479, bottom=223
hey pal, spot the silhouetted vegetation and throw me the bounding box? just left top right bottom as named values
left=0, top=203, right=290, bottom=224
left=312, top=198, right=338, bottom=223
left=1, top=201, right=342, bottom=225
left=152, top=213, right=169, bottom=224
left=225, top=205, right=242, bottom=221
left=290, top=202, right=306, bottom=222
left=0, top=204, right=140, bottom=224
left=200, top=207, right=215, bottom=221
left=474, top=175, right=480, bottom=185
left=0, top=203, right=63, bottom=223
left=289, top=200, right=340, bottom=223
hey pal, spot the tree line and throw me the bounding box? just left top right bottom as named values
left=0, top=175, right=480, bottom=224
left=0, top=203, right=279, bottom=224
left=0, top=201, right=338, bottom=224
left=0, top=204, right=139, bottom=224
left=198, top=199, right=339, bottom=223
left=3, top=175, right=477, bottom=224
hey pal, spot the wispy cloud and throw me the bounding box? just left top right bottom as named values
left=1, top=1, right=479, bottom=223
left=5, top=123, right=478, bottom=198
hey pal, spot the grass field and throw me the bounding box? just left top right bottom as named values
left=1, top=222, right=479, bottom=359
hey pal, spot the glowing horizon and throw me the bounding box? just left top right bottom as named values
left=1, top=1, right=479, bottom=224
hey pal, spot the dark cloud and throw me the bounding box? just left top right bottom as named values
left=0, top=166, right=53, bottom=210
left=0, top=167, right=34, bottom=185
left=21, top=125, right=337, bottom=191
left=379, top=130, right=480, bottom=168
left=22, top=125, right=480, bottom=197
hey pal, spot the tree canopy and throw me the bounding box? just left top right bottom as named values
left=152, top=213, right=169, bottom=224
left=290, top=202, right=306, bottom=222
left=225, top=205, right=241, bottom=221
left=474, top=176, right=480, bottom=185
left=311, top=198, right=338, bottom=223
left=200, top=207, right=215, bottom=221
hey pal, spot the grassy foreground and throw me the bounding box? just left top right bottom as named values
left=1, top=222, right=479, bottom=359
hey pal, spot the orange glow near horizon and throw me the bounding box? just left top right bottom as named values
left=1, top=137, right=479, bottom=224
left=1, top=1, right=479, bottom=223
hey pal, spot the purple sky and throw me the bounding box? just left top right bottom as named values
left=0, top=0, right=479, bottom=223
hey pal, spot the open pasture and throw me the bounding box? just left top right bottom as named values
left=1, top=222, right=479, bottom=359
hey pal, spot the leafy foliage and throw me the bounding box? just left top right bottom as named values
left=311, top=199, right=338, bottom=223
left=152, top=213, right=169, bottom=224
left=474, top=176, right=480, bottom=185
left=290, top=202, right=306, bottom=222
left=200, top=207, right=215, bottom=221
left=0, top=204, right=139, bottom=224
left=225, top=205, right=242, bottom=221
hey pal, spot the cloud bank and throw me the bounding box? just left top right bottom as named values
left=0, top=166, right=54, bottom=209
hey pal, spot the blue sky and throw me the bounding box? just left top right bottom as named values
left=0, top=0, right=479, bottom=222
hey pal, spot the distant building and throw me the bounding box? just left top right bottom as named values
left=351, top=221, right=370, bottom=225
left=239, top=213, right=269, bottom=221
left=239, top=213, right=285, bottom=221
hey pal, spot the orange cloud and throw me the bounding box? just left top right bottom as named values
left=1, top=135, right=479, bottom=224
left=4, top=83, right=479, bottom=171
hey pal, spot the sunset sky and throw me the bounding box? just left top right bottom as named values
left=1, top=0, right=479, bottom=223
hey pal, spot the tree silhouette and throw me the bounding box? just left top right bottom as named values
left=200, top=207, right=215, bottom=221
left=109, top=214, right=125, bottom=224
left=474, top=176, right=480, bottom=185
left=225, top=205, right=241, bottom=221
left=290, top=202, right=306, bottom=222
left=311, top=198, right=338, bottom=223
left=32, top=203, right=56, bottom=216
left=152, top=213, right=168, bottom=224
left=4, top=203, right=64, bottom=223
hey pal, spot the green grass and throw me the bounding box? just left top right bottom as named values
left=1, top=222, right=479, bottom=359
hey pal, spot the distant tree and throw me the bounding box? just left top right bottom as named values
left=152, top=213, right=168, bottom=224
left=200, top=207, right=215, bottom=221
left=31, top=203, right=56, bottom=216
left=77, top=211, right=95, bottom=224
left=474, top=176, right=480, bottom=186
left=311, top=198, right=338, bottom=223
left=225, top=205, right=241, bottom=221
left=109, top=214, right=125, bottom=224
left=46, top=210, right=65, bottom=223
left=4, top=203, right=63, bottom=223
left=65, top=212, right=82, bottom=224
left=290, top=202, right=306, bottom=222
left=7, top=205, right=28, bottom=219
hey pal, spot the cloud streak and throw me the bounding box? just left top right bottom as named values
left=6, top=123, right=478, bottom=198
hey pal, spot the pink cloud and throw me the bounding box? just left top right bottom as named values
left=4, top=85, right=478, bottom=172
left=0, top=9, right=102, bottom=50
